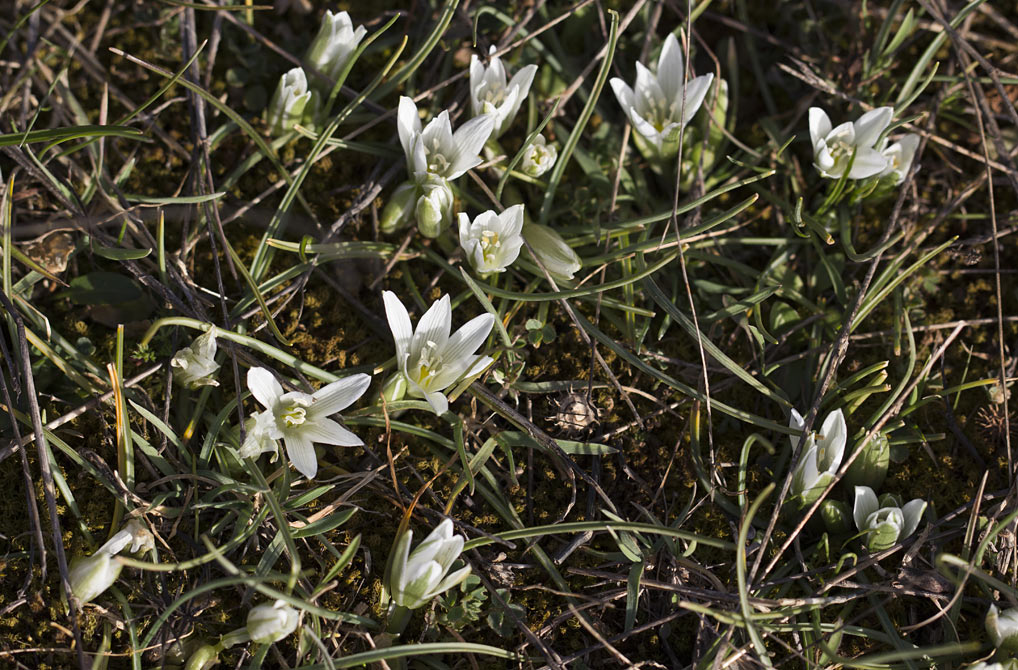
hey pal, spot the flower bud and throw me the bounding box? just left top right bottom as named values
left=415, top=178, right=454, bottom=238
left=381, top=372, right=407, bottom=403
left=843, top=432, right=889, bottom=491
left=380, top=181, right=419, bottom=234
left=987, top=604, right=1018, bottom=654
left=820, top=499, right=852, bottom=535
left=520, top=134, right=557, bottom=178
left=69, top=552, right=123, bottom=603
left=246, top=600, right=299, bottom=644
left=304, top=10, right=366, bottom=85
left=266, top=68, right=312, bottom=137
left=522, top=223, right=581, bottom=281
left=184, top=644, right=220, bottom=670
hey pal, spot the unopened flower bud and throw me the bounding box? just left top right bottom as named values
left=69, top=551, right=123, bottom=603
left=522, top=223, right=581, bottom=281
left=305, top=10, right=366, bottom=85
left=380, top=181, right=419, bottom=234
left=246, top=600, right=299, bottom=644
left=381, top=372, right=407, bottom=403
left=184, top=644, right=220, bottom=670
left=266, top=68, right=312, bottom=136
left=843, top=432, right=889, bottom=491
left=415, top=178, right=454, bottom=238
left=987, top=604, right=1018, bottom=654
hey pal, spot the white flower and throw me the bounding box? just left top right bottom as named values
left=967, top=663, right=1018, bottom=670
left=522, top=222, right=581, bottom=281
left=246, top=600, right=299, bottom=644
left=305, top=10, right=366, bottom=83
left=808, top=106, right=893, bottom=180
left=788, top=408, right=847, bottom=505
left=382, top=292, right=494, bottom=415
left=266, top=68, right=312, bottom=136
left=397, top=96, right=495, bottom=182
left=852, top=486, right=926, bottom=552
left=609, top=32, right=714, bottom=160
left=415, top=177, right=454, bottom=238
left=246, top=367, right=371, bottom=479
left=458, top=204, right=525, bottom=274
left=171, top=327, right=220, bottom=389
left=987, top=604, right=1018, bottom=654
left=520, top=134, right=557, bottom=177
left=879, top=134, right=920, bottom=184
left=70, top=520, right=153, bottom=603
left=469, top=46, right=537, bottom=139
left=388, top=519, right=472, bottom=610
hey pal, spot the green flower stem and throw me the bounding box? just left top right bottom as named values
left=386, top=604, right=412, bottom=636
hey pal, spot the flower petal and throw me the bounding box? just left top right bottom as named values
left=383, top=291, right=414, bottom=362
left=656, top=33, right=685, bottom=103
left=845, top=146, right=890, bottom=179
left=299, top=417, right=363, bottom=447
left=678, top=73, right=714, bottom=127
left=808, top=108, right=831, bottom=148
left=283, top=433, right=318, bottom=479
left=411, top=294, right=452, bottom=356
left=819, top=409, right=847, bottom=473
left=446, top=114, right=495, bottom=179
left=311, top=373, right=372, bottom=416
left=853, top=486, right=879, bottom=532
left=853, top=106, right=893, bottom=148
left=423, top=390, right=449, bottom=415
left=440, top=313, right=494, bottom=368
left=397, top=97, right=421, bottom=160
left=248, top=367, right=283, bottom=410
left=900, top=499, right=927, bottom=539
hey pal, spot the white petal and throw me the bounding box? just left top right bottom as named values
left=383, top=291, right=414, bottom=362
left=656, top=33, right=685, bottom=103
left=819, top=409, right=847, bottom=472
left=610, top=78, right=637, bottom=120
left=423, top=390, right=449, bottom=415
left=845, top=146, right=890, bottom=179
left=411, top=295, right=452, bottom=355
left=432, top=565, right=472, bottom=599
left=248, top=367, right=283, bottom=410
left=390, top=529, right=412, bottom=593
left=463, top=355, right=494, bottom=379
left=441, top=313, right=494, bottom=367
left=854, top=106, right=893, bottom=148
left=311, top=373, right=372, bottom=416
left=808, top=108, right=831, bottom=148
left=446, top=115, right=495, bottom=179
left=299, top=417, right=363, bottom=447
left=507, top=64, right=537, bottom=102
left=853, top=486, right=879, bottom=531
left=283, top=434, right=318, bottom=479
left=397, top=97, right=421, bottom=160
left=500, top=204, right=525, bottom=237
left=789, top=408, right=805, bottom=450
left=678, top=73, right=714, bottom=127
left=469, top=55, right=485, bottom=116
left=900, top=499, right=927, bottom=539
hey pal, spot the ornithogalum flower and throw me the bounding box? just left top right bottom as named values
left=788, top=408, right=847, bottom=506
left=808, top=106, right=893, bottom=180
left=469, top=46, right=537, bottom=139
left=986, top=604, right=1018, bottom=654
left=247, top=600, right=299, bottom=644
left=245, top=367, right=371, bottom=479
left=171, top=327, right=220, bottom=389
left=522, top=223, right=581, bottom=281
left=397, top=96, right=494, bottom=182
left=520, top=133, right=557, bottom=178
left=609, top=32, right=714, bottom=161
left=305, top=10, right=366, bottom=84
left=70, top=520, right=153, bottom=603
left=388, top=519, right=472, bottom=610
left=459, top=204, right=525, bottom=274
left=266, top=68, right=313, bottom=136
left=853, top=486, right=926, bottom=552
left=879, top=134, right=920, bottom=184
left=382, top=292, right=494, bottom=415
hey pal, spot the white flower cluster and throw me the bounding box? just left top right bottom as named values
left=808, top=106, right=919, bottom=184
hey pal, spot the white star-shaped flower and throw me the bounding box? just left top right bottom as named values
left=397, top=96, right=494, bottom=182
left=469, top=46, right=537, bottom=139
